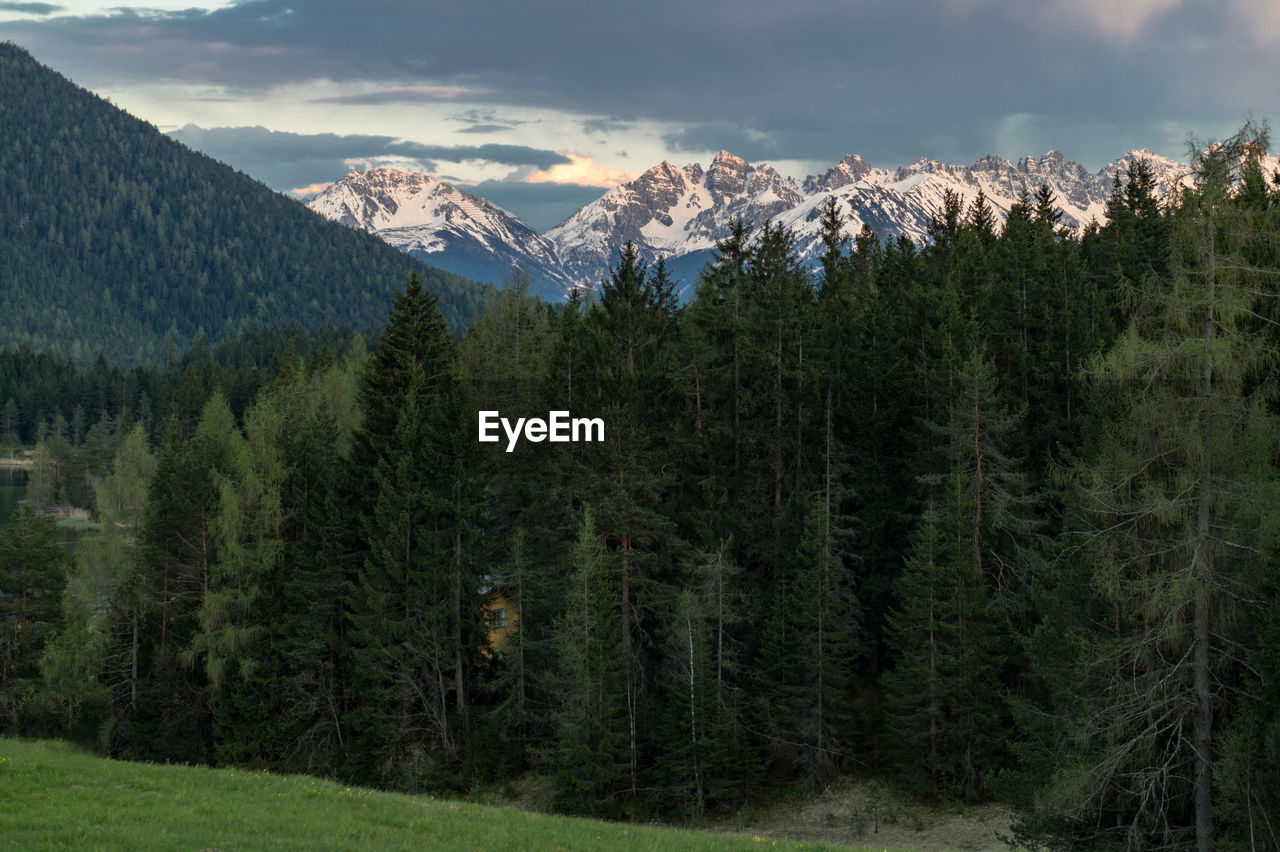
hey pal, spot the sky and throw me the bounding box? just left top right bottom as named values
left=3, top=0, right=1279, bottom=230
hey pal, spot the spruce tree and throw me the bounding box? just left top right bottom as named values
left=576, top=242, right=682, bottom=797
left=882, top=479, right=1003, bottom=802
left=0, top=506, right=65, bottom=732
left=344, top=272, right=477, bottom=789
left=548, top=507, right=627, bottom=816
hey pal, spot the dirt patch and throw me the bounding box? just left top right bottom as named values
left=481, top=773, right=1020, bottom=851
left=711, top=779, right=1017, bottom=851
left=469, top=772, right=556, bottom=813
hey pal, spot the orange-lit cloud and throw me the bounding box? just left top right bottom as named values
left=526, top=153, right=635, bottom=187
left=289, top=181, right=333, bottom=196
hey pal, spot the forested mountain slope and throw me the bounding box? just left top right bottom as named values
left=0, top=43, right=489, bottom=365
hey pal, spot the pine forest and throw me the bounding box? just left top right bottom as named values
left=4, top=123, right=1280, bottom=852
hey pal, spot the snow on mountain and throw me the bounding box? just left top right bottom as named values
left=545, top=150, right=804, bottom=288
left=1097, top=149, right=1196, bottom=202
left=308, top=151, right=1208, bottom=301
left=308, top=168, right=573, bottom=299
left=803, top=154, right=887, bottom=194
left=544, top=147, right=1199, bottom=290
left=779, top=149, right=1126, bottom=261
left=870, top=149, right=1112, bottom=227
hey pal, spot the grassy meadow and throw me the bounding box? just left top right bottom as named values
left=0, top=739, right=915, bottom=850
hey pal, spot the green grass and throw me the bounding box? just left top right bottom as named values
left=54, top=518, right=101, bottom=530
left=0, top=739, right=914, bottom=850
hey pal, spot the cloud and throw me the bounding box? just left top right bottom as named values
left=469, top=179, right=611, bottom=231
left=526, top=153, right=635, bottom=187
left=397, top=142, right=569, bottom=170
left=1050, top=0, right=1183, bottom=41
left=993, top=112, right=1037, bottom=159
left=456, top=124, right=514, bottom=134
left=0, top=1, right=62, bottom=13
left=310, top=86, right=486, bottom=105
left=662, top=122, right=785, bottom=162
left=1227, top=0, right=1280, bottom=42
left=10, top=0, right=1280, bottom=172
left=169, top=124, right=571, bottom=193
left=581, top=118, right=633, bottom=136
left=288, top=181, right=332, bottom=197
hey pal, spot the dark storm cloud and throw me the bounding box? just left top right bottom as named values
left=662, top=123, right=788, bottom=162
left=169, top=124, right=570, bottom=193
left=581, top=118, right=632, bottom=137
left=9, top=0, right=1280, bottom=168
left=0, top=2, right=62, bottom=13
left=469, top=180, right=610, bottom=232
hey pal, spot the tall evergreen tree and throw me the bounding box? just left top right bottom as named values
left=882, top=479, right=1004, bottom=802
left=548, top=507, right=628, bottom=816
left=130, top=395, right=239, bottom=764
left=344, top=272, right=478, bottom=790
left=1018, top=123, right=1280, bottom=851
left=0, top=506, right=65, bottom=732
left=576, top=243, right=682, bottom=796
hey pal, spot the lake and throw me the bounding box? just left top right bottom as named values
left=0, top=467, right=96, bottom=554
left=0, top=467, right=27, bottom=528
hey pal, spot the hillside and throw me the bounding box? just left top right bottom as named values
left=0, top=43, right=490, bottom=365
left=310, top=168, right=572, bottom=300
left=0, top=739, right=858, bottom=851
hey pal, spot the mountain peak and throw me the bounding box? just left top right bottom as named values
left=320, top=142, right=1197, bottom=304
left=804, top=153, right=875, bottom=193
left=311, top=168, right=452, bottom=231
left=308, top=167, right=572, bottom=299
left=0, top=38, right=481, bottom=362
left=711, top=150, right=748, bottom=167
left=972, top=153, right=1007, bottom=172
left=706, top=150, right=754, bottom=195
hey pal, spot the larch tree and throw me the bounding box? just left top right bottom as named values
left=1027, top=123, right=1280, bottom=851
left=39, top=423, right=155, bottom=745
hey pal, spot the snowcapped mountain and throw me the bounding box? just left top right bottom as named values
left=308, top=168, right=573, bottom=299
left=546, top=151, right=804, bottom=287
left=308, top=150, right=1206, bottom=301
left=802, top=154, right=884, bottom=194
left=778, top=149, right=1120, bottom=263
left=1097, top=149, right=1195, bottom=201
left=544, top=148, right=1199, bottom=290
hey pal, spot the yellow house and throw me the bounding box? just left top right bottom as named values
left=481, top=581, right=518, bottom=655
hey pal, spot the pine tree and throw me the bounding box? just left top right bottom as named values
left=882, top=479, right=1004, bottom=801
left=129, top=395, right=239, bottom=764
left=677, top=220, right=754, bottom=552
left=753, top=495, right=858, bottom=778
left=575, top=242, right=682, bottom=797
left=0, top=506, right=65, bottom=731
left=1020, top=123, right=1280, bottom=851
left=926, top=348, right=1039, bottom=612
left=344, top=272, right=477, bottom=789
left=548, top=507, right=628, bottom=816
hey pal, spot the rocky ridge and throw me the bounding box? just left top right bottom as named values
left=310, top=150, right=1222, bottom=300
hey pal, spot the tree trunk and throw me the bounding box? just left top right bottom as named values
left=1192, top=195, right=1216, bottom=852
